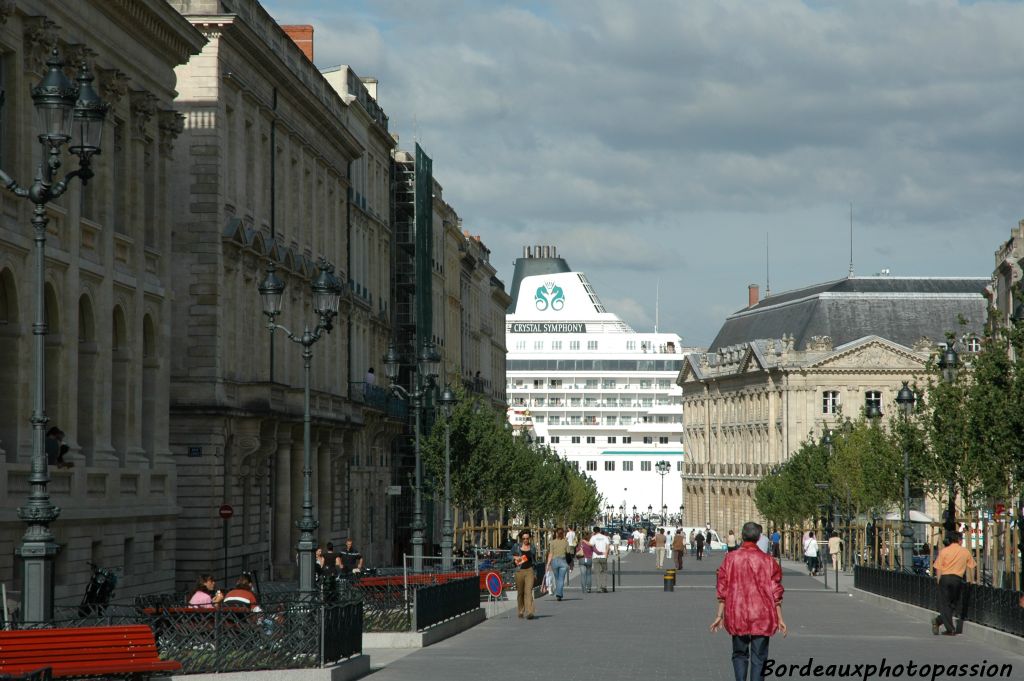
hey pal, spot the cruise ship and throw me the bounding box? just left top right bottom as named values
left=505, top=245, right=697, bottom=522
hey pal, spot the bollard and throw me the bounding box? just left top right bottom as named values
left=663, top=573, right=674, bottom=592
left=666, top=568, right=676, bottom=585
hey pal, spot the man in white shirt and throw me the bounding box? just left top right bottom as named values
left=631, top=529, right=642, bottom=553
left=590, top=527, right=611, bottom=593
left=612, top=532, right=622, bottom=555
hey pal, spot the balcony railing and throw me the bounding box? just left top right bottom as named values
left=349, top=382, right=409, bottom=420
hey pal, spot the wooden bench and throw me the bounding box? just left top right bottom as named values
left=0, top=624, right=180, bottom=679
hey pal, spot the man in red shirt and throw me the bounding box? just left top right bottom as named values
left=710, top=522, right=787, bottom=681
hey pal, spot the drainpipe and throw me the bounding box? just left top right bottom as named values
left=269, top=87, right=278, bottom=382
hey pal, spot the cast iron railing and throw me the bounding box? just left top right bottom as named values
left=413, top=577, right=479, bottom=631
left=854, top=566, right=1024, bottom=637
left=15, top=592, right=362, bottom=673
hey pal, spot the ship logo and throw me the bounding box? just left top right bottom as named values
left=535, top=281, right=565, bottom=311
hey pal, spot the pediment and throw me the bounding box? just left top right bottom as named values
left=808, top=337, right=925, bottom=372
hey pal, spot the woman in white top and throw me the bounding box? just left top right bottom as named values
left=803, top=530, right=820, bottom=575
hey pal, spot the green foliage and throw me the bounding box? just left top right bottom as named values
left=421, top=387, right=601, bottom=526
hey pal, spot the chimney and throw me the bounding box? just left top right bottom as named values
left=281, top=25, right=314, bottom=62
left=748, top=284, right=760, bottom=308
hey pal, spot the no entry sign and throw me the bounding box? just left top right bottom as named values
left=219, top=504, right=233, bottom=520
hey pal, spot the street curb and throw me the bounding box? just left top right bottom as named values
left=362, top=607, right=486, bottom=648
left=170, top=655, right=371, bottom=681
left=853, top=589, right=1024, bottom=657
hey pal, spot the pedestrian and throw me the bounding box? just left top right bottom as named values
left=632, top=528, right=642, bottom=553
left=566, top=526, right=577, bottom=571
left=612, top=530, right=622, bottom=555
left=652, top=528, right=666, bottom=568
left=710, top=522, right=787, bottom=681
left=930, top=531, right=976, bottom=636
left=828, top=531, right=843, bottom=572
left=695, top=529, right=706, bottom=560
left=705, top=528, right=713, bottom=551
left=338, top=537, right=364, bottom=577
left=727, top=530, right=738, bottom=551
left=803, top=531, right=819, bottom=576
left=546, top=528, right=570, bottom=601
left=512, top=529, right=538, bottom=619
left=590, top=526, right=611, bottom=593
left=770, top=528, right=781, bottom=558
left=671, top=527, right=685, bottom=570
left=690, top=529, right=697, bottom=556
left=577, top=530, right=595, bottom=593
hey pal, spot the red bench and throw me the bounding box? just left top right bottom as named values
left=0, top=624, right=180, bottom=678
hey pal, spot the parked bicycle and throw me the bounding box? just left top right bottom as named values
left=78, top=562, right=120, bottom=617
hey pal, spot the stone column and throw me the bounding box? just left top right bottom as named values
left=273, top=430, right=294, bottom=577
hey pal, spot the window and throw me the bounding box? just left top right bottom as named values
left=570, top=340, right=581, bottom=351
left=657, top=380, right=671, bottom=390
left=607, top=436, right=617, bottom=444
left=123, top=537, right=134, bottom=575
left=550, top=379, right=562, bottom=388
left=535, top=436, right=545, bottom=443
left=659, top=436, right=669, bottom=444
left=641, top=461, right=652, bottom=471
left=626, top=340, right=636, bottom=351
left=586, top=436, right=596, bottom=444
left=572, top=461, right=579, bottom=470
left=865, top=390, right=882, bottom=413
left=534, top=340, right=544, bottom=350
left=550, top=436, right=560, bottom=444
left=515, top=340, right=526, bottom=351
left=588, top=340, right=598, bottom=350
left=602, top=379, right=616, bottom=389
left=552, top=340, right=562, bottom=351
left=643, top=436, right=653, bottom=444
left=966, top=336, right=981, bottom=353
left=586, top=461, right=597, bottom=471
left=533, top=415, right=545, bottom=423
left=550, top=416, right=561, bottom=425
left=822, top=390, right=840, bottom=415
left=570, top=398, right=582, bottom=407
left=640, top=380, right=651, bottom=389
left=676, top=461, right=683, bottom=471
left=604, top=461, right=615, bottom=471
left=534, top=398, right=545, bottom=406
left=571, top=436, right=581, bottom=444
left=585, top=379, right=598, bottom=388
left=622, top=461, right=634, bottom=471
left=623, top=436, right=632, bottom=444
left=533, top=379, right=544, bottom=389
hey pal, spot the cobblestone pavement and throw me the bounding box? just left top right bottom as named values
left=365, top=549, right=1024, bottom=681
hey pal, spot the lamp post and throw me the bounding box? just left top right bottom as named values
left=632, top=505, right=637, bottom=522
left=438, top=385, right=459, bottom=570
left=259, top=259, right=343, bottom=592
left=895, top=381, right=916, bottom=573
left=383, top=340, right=440, bottom=571
left=937, top=346, right=959, bottom=540
left=647, top=504, right=653, bottom=521
left=6, top=49, right=108, bottom=623
left=656, top=460, right=671, bottom=522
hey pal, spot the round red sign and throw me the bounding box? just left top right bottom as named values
left=219, top=504, right=233, bottom=519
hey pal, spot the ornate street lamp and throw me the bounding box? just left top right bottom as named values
left=4, top=49, right=108, bottom=623
left=259, top=258, right=342, bottom=593
left=895, top=381, right=916, bottom=573
left=656, top=460, right=671, bottom=522
left=383, top=339, right=440, bottom=570
left=937, top=346, right=959, bottom=539
left=438, top=384, right=459, bottom=569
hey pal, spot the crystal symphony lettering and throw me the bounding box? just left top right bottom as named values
left=511, top=322, right=587, bottom=334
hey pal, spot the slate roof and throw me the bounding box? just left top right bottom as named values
left=709, top=277, right=990, bottom=352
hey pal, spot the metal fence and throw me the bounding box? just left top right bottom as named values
left=15, top=592, right=362, bottom=674
left=413, top=577, right=480, bottom=631
left=854, top=566, right=1024, bottom=638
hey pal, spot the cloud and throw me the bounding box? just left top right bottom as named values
left=261, top=0, right=1021, bottom=344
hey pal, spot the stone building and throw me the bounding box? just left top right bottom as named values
left=677, top=277, right=989, bottom=534
left=167, top=0, right=403, bottom=584
left=0, top=0, right=204, bottom=603
left=991, top=220, right=1024, bottom=324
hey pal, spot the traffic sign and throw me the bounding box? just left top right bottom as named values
left=484, top=571, right=503, bottom=598
left=219, top=504, right=233, bottom=519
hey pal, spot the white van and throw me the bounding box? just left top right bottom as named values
left=677, top=527, right=726, bottom=552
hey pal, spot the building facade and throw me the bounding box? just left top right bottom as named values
left=168, top=0, right=405, bottom=584
left=992, top=219, right=1024, bottom=324
left=678, top=278, right=989, bottom=534
left=0, top=0, right=204, bottom=604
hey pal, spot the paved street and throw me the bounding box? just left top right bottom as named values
left=366, top=550, right=1023, bottom=680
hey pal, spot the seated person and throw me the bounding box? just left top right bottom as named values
left=187, top=574, right=224, bottom=608
left=222, top=575, right=259, bottom=609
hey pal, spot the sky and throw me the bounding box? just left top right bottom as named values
left=262, top=0, right=1024, bottom=347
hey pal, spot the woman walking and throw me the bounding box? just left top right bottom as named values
left=513, top=529, right=538, bottom=619
left=546, top=528, right=570, bottom=601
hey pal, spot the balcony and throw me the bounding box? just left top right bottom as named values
left=349, top=382, right=409, bottom=420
